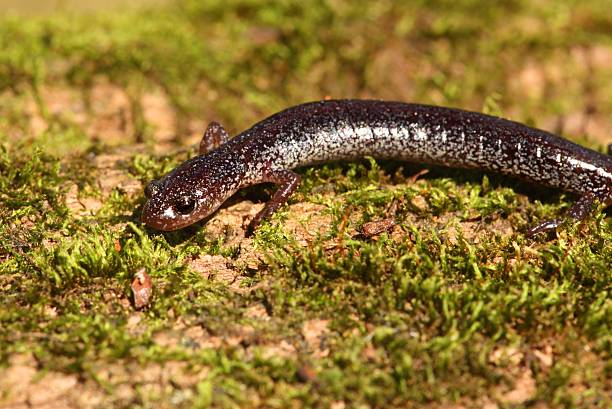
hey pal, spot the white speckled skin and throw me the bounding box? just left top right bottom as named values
left=141, top=100, right=611, bottom=232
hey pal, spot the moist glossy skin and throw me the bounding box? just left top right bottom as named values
left=141, top=100, right=612, bottom=233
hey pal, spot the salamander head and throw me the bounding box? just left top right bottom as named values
left=141, top=156, right=238, bottom=231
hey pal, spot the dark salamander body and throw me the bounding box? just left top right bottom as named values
left=141, top=100, right=612, bottom=235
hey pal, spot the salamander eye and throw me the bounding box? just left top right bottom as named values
left=174, top=195, right=196, bottom=215
left=145, top=180, right=162, bottom=199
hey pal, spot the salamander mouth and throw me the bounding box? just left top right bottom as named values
left=141, top=201, right=183, bottom=231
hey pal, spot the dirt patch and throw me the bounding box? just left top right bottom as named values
left=64, top=182, right=104, bottom=217
left=64, top=146, right=144, bottom=219
left=532, top=344, right=553, bottom=368
left=0, top=353, right=91, bottom=409
left=489, top=346, right=539, bottom=406
left=196, top=200, right=338, bottom=272
left=302, top=319, right=330, bottom=359
left=254, top=339, right=297, bottom=360
left=284, top=202, right=333, bottom=245
left=244, top=303, right=270, bottom=321
left=189, top=253, right=247, bottom=292
left=90, top=359, right=210, bottom=405
left=509, top=46, right=612, bottom=146
left=203, top=201, right=259, bottom=248
left=87, top=81, right=135, bottom=146
left=498, top=370, right=537, bottom=405
left=92, top=147, right=143, bottom=197
left=434, top=213, right=515, bottom=246
left=7, top=80, right=205, bottom=150
left=365, top=40, right=417, bottom=100
left=151, top=321, right=246, bottom=351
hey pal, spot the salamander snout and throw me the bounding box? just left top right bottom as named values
left=141, top=178, right=204, bottom=231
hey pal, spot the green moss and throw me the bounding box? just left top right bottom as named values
left=1, top=0, right=611, bottom=407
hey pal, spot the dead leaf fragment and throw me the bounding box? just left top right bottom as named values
left=500, top=371, right=537, bottom=405
left=296, top=364, right=317, bottom=383
left=131, top=268, right=153, bottom=309
left=361, top=218, right=396, bottom=237
left=533, top=345, right=553, bottom=367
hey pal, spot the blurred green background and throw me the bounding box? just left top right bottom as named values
left=0, top=1, right=610, bottom=408
left=0, top=0, right=169, bottom=15
left=1, top=0, right=610, bottom=154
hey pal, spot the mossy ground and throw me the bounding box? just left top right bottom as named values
left=0, top=1, right=610, bottom=407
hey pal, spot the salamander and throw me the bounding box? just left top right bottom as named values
left=141, top=100, right=612, bottom=236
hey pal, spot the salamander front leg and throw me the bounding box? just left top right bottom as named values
left=246, top=169, right=301, bottom=236
left=199, top=121, right=230, bottom=155
left=525, top=193, right=597, bottom=237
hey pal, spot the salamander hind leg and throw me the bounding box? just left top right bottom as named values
left=199, top=121, right=230, bottom=155
left=246, top=169, right=301, bottom=236
left=525, top=193, right=597, bottom=237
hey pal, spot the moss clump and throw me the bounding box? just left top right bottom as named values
left=1, top=1, right=610, bottom=407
